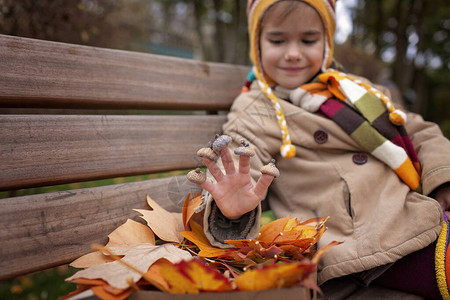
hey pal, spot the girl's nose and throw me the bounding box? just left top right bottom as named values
left=284, top=44, right=302, bottom=61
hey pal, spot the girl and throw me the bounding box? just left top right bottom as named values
left=191, top=1, right=450, bottom=298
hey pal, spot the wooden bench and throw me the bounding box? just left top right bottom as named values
left=0, top=34, right=429, bottom=300
left=0, top=34, right=249, bottom=281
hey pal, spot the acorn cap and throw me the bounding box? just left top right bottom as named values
left=212, top=134, right=232, bottom=152
left=197, top=147, right=218, bottom=161
left=260, top=159, right=280, bottom=178
left=234, top=140, right=255, bottom=157
left=186, top=168, right=207, bottom=184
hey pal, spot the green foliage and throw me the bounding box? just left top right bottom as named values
left=0, top=266, right=76, bottom=300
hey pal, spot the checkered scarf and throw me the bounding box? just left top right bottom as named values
left=290, top=70, right=421, bottom=190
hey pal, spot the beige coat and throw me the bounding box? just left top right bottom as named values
left=203, top=81, right=450, bottom=285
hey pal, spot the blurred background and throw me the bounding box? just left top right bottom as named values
left=0, top=0, right=448, bottom=299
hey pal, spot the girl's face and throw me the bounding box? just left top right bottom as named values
left=260, top=2, right=325, bottom=89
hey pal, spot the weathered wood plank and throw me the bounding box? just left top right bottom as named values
left=0, top=34, right=249, bottom=110
left=0, top=114, right=226, bottom=191
left=0, top=176, right=201, bottom=280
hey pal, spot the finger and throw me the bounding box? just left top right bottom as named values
left=253, top=174, right=275, bottom=200
left=199, top=180, right=215, bottom=195
left=238, top=155, right=251, bottom=174
left=203, top=157, right=224, bottom=182
left=220, top=147, right=236, bottom=175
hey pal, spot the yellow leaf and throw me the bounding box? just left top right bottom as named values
left=159, top=259, right=233, bottom=293
left=235, top=262, right=315, bottom=291
left=182, top=259, right=233, bottom=292
left=158, top=261, right=199, bottom=294
left=180, top=221, right=228, bottom=257
left=134, top=195, right=184, bottom=243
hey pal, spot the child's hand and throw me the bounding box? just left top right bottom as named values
left=189, top=137, right=278, bottom=220
left=435, top=183, right=450, bottom=219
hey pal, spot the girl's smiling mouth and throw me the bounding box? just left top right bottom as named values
left=280, top=67, right=305, bottom=73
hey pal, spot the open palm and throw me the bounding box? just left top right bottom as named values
left=196, top=144, right=277, bottom=219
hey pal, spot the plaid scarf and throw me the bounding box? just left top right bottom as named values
left=290, top=70, right=421, bottom=191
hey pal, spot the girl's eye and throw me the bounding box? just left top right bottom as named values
left=303, top=39, right=317, bottom=44
left=269, top=39, right=284, bottom=45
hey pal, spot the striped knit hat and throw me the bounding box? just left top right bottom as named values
left=247, top=0, right=336, bottom=159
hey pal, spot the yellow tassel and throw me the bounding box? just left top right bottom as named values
left=280, top=144, right=296, bottom=159
left=389, top=109, right=407, bottom=125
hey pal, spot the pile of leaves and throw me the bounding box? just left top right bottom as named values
left=61, top=194, right=339, bottom=299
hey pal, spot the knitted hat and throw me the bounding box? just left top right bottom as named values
left=248, top=0, right=336, bottom=75
left=247, top=0, right=336, bottom=159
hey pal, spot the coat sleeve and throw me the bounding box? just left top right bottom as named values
left=202, top=92, right=278, bottom=248
left=404, top=112, right=450, bottom=195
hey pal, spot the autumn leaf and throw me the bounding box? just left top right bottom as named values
left=62, top=190, right=340, bottom=299
left=220, top=216, right=328, bottom=266
left=70, top=252, right=116, bottom=269
left=142, top=258, right=172, bottom=292
left=180, top=220, right=228, bottom=257
left=182, top=193, right=203, bottom=230
left=91, top=285, right=133, bottom=300
left=62, top=278, right=132, bottom=300
left=234, top=261, right=316, bottom=291
left=159, top=259, right=233, bottom=293
left=257, top=216, right=290, bottom=243
left=71, top=219, right=155, bottom=268
left=134, top=195, right=184, bottom=243
left=67, top=243, right=192, bottom=290
left=106, top=219, right=155, bottom=247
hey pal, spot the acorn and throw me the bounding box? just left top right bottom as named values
left=212, top=134, right=232, bottom=152
left=197, top=145, right=219, bottom=161
left=234, top=140, right=255, bottom=157
left=186, top=168, right=206, bottom=184
left=260, top=159, right=280, bottom=178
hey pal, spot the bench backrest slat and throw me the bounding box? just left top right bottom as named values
left=0, top=114, right=226, bottom=191
left=0, top=35, right=248, bottom=110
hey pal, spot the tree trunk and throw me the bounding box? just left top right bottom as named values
left=212, top=0, right=225, bottom=62
left=193, top=1, right=211, bottom=61
left=374, top=0, right=384, bottom=57
left=392, top=0, right=410, bottom=93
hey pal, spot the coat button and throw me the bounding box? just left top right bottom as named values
left=352, top=153, right=368, bottom=165
left=314, top=129, right=328, bottom=144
